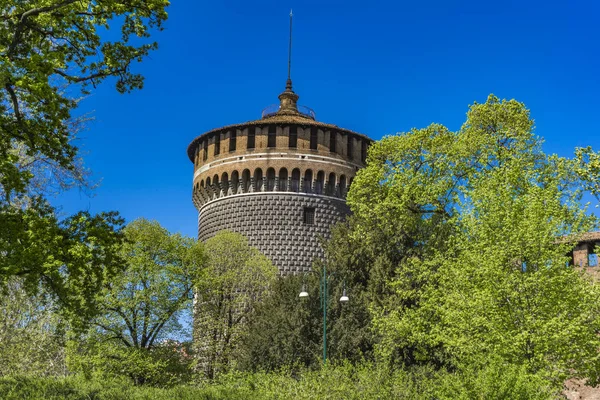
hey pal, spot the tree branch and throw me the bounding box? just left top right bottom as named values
left=53, top=67, right=127, bottom=84
left=107, top=306, right=138, bottom=347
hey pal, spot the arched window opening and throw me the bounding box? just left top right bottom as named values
left=327, top=173, right=336, bottom=195
left=279, top=168, right=288, bottom=191
left=254, top=168, right=263, bottom=191
left=200, top=180, right=205, bottom=188
left=206, top=177, right=211, bottom=187
left=203, top=140, right=208, bottom=161
left=310, top=127, right=318, bottom=150
left=268, top=126, right=277, bottom=148
left=242, top=169, right=251, bottom=193
left=303, top=169, right=313, bottom=193
left=289, top=126, right=297, bottom=148
left=213, top=174, right=219, bottom=187
left=221, top=172, right=229, bottom=191
left=315, top=171, right=324, bottom=194
left=195, top=182, right=199, bottom=191
left=247, top=127, right=256, bottom=149
left=291, top=168, right=300, bottom=192
left=231, top=171, right=239, bottom=194
left=266, top=168, right=276, bottom=191
left=330, top=131, right=337, bottom=153
left=339, top=175, right=347, bottom=197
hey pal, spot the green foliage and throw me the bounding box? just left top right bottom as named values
left=68, top=218, right=202, bottom=385
left=0, top=0, right=169, bottom=198
left=237, top=274, right=322, bottom=371
left=195, top=230, right=278, bottom=378
left=0, top=278, right=66, bottom=377
left=344, top=94, right=600, bottom=388
left=575, top=146, right=600, bottom=203
left=0, top=0, right=168, bottom=323
left=0, top=200, right=125, bottom=326
left=0, top=361, right=558, bottom=399
left=67, top=340, right=193, bottom=387
left=238, top=246, right=375, bottom=371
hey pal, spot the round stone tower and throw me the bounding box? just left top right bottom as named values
left=186, top=81, right=371, bottom=274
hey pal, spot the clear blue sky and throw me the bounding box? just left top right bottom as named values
left=56, top=0, right=600, bottom=238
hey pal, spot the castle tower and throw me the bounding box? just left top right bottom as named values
left=186, top=14, right=372, bottom=274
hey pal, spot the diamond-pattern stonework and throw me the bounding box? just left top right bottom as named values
left=198, top=193, right=350, bottom=274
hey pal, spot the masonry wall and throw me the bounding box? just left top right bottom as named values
left=198, top=192, right=350, bottom=274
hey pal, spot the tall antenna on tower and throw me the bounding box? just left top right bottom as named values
left=286, top=9, right=293, bottom=90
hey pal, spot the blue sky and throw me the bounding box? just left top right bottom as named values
left=56, top=0, right=600, bottom=238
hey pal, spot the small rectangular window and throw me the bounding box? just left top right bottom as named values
left=310, top=127, right=318, bottom=150
left=214, top=133, right=220, bottom=156
left=347, top=135, right=354, bottom=160
left=289, top=126, right=297, bottom=148
left=330, top=131, right=336, bottom=153
left=203, top=140, right=208, bottom=161
left=229, top=130, right=237, bottom=152
left=361, top=140, right=367, bottom=163
left=247, top=127, right=255, bottom=149
left=268, top=125, right=277, bottom=148
left=303, top=207, right=315, bottom=225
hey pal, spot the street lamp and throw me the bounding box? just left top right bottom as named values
left=298, top=264, right=348, bottom=364
left=339, top=286, right=349, bottom=303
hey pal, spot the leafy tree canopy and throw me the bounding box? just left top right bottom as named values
left=341, top=94, right=600, bottom=387
left=0, top=200, right=124, bottom=325
left=0, top=0, right=169, bottom=320
left=69, top=218, right=202, bottom=385
left=194, top=230, right=277, bottom=379
left=0, top=0, right=169, bottom=197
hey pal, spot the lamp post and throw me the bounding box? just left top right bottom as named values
left=299, top=263, right=348, bottom=364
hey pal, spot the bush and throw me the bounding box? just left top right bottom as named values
left=67, top=340, right=193, bottom=387
left=0, top=360, right=559, bottom=400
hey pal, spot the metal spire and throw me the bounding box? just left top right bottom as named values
left=273, top=9, right=300, bottom=117
left=286, top=9, right=293, bottom=90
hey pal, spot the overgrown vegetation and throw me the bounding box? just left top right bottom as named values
left=0, top=361, right=556, bottom=400
left=2, top=1, right=600, bottom=398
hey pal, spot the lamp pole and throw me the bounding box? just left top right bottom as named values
left=322, top=263, right=327, bottom=363
left=299, top=265, right=349, bottom=365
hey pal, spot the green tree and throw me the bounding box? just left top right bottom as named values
left=1, top=0, right=169, bottom=198
left=0, top=0, right=169, bottom=320
left=238, top=260, right=374, bottom=372
left=237, top=273, right=322, bottom=371
left=575, top=146, right=600, bottom=203
left=0, top=278, right=67, bottom=377
left=194, top=230, right=277, bottom=379
left=346, top=94, right=600, bottom=388
left=68, top=218, right=204, bottom=386
left=0, top=201, right=125, bottom=325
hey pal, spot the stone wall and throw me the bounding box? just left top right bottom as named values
left=198, top=192, right=350, bottom=274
